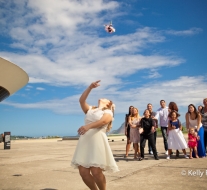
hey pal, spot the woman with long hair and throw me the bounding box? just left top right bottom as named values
left=71, top=80, right=119, bottom=190
left=128, top=107, right=141, bottom=159
left=124, top=106, right=134, bottom=157
left=186, top=104, right=205, bottom=158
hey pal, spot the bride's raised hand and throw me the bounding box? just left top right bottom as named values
left=89, top=80, right=101, bottom=89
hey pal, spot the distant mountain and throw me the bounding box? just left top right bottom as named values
left=182, top=122, right=186, bottom=127
left=110, top=122, right=125, bottom=134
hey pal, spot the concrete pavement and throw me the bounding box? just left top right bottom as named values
left=0, top=136, right=207, bottom=190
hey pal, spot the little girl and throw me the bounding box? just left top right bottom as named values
left=188, top=128, right=199, bottom=159
left=167, top=111, right=189, bottom=159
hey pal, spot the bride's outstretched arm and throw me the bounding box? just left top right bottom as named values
left=79, top=80, right=101, bottom=114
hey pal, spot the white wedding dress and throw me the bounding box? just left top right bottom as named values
left=71, top=106, right=119, bottom=172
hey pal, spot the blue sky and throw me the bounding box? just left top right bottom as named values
left=1, top=0, right=207, bottom=137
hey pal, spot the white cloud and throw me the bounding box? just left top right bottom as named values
left=0, top=0, right=119, bottom=42
left=10, top=27, right=34, bottom=43
left=29, top=77, right=50, bottom=84
left=0, top=0, right=204, bottom=117
left=26, top=85, right=33, bottom=88
left=145, top=69, right=162, bottom=79
left=0, top=0, right=186, bottom=88
left=24, top=85, right=33, bottom=91
left=166, top=27, right=203, bottom=36
left=36, top=87, right=45, bottom=91
left=0, top=26, right=185, bottom=88
left=1, top=50, right=184, bottom=88
left=2, top=0, right=201, bottom=90
left=3, top=76, right=207, bottom=115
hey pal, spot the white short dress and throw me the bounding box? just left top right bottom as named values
left=167, top=119, right=188, bottom=150
left=168, top=129, right=188, bottom=149
left=71, top=106, right=119, bottom=172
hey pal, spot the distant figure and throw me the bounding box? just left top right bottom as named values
left=128, top=107, right=141, bottom=159
left=124, top=106, right=134, bottom=157
left=167, top=111, right=189, bottom=159
left=155, top=100, right=169, bottom=155
left=71, top=80, right=119, bottom=190
left=0, top=133, right=4, bottom=143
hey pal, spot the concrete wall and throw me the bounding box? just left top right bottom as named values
left=0, top=57, right=29, bottom=102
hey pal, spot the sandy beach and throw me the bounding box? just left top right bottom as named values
left=0, top=136, right=207, bottom=190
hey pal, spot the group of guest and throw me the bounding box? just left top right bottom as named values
left=124, top=104, right=159, bottom=161
left=124, top=98, right=207, bottom=161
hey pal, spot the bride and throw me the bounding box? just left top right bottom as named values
left=71, top=80, right=119, bottom=190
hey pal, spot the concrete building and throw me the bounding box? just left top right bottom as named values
left=0, top=57, right=29, bottom=102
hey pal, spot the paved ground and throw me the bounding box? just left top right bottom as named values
left=0, top=136, right=207, bottom=190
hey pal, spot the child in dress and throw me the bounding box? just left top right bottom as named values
left=188, top=128, right=199, bottom=159
left=167, top=111, right=189, bottom=159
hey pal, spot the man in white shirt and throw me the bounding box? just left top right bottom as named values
left=155, top=100, right=169, bottom=155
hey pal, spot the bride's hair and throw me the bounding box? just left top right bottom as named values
left=92, top=100, right=115, bottom=132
